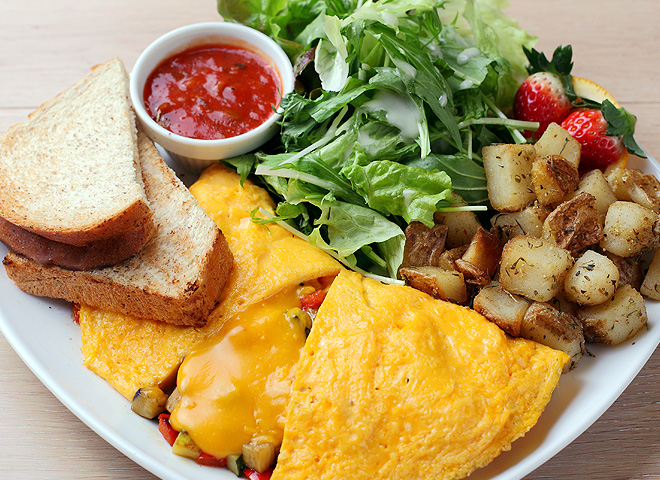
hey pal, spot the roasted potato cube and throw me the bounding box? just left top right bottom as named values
left=600, top=201, right=660, bottom=257
left=399, top=266, right=468, bottom=304
left=568, top=169, right=617, bottom=221
left=400, top=221, right=448, bottom=268
left=548, top=291, right=579, bottom=317
left=131, top=386, right=168, bottom=419
left=433, top=210, right=482, bottom=249
left=483, top=143, right=537, bottom=212
left=521, top=302, right=584, bottom=372
left=534, top=122, right=581, bottom=168
left=531, top=155, right=580, bottom=206
left=564, top=250, right=619, bottom=305
left=640, top=250, right=660, bottom=300
left=578, top=284, right=647, bottom=345
left=243, top=440, right=276, bottom=473
left=491, top=201, right=551, bottom=242
left=500, top=235, right=574, bottom=302
left=473, top=282, right=530, bottom=337
left=603, top=251, right=644, bottom=289
left=438, top=245, right=469, bottom=271
left=542, top=193, right=603, bottom=254
left=454, top=227, right=503, bottom=285
left=607, top=168, right=660, bottom=212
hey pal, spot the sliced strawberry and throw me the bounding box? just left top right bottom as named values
left=513, top=71, right=572, bottom=139
left=560, top=108, right=624, bottom=171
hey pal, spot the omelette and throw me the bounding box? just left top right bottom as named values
left=78, top=164, right=567, bottom=477
left=272, top=270, right=568, bottom=480
left=77, top=164, right=341, bottom=399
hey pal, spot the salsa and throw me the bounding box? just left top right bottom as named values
left=143, top=43, right=282, bottom=140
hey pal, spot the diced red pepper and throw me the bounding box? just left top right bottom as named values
left=196, top=452, right=227, bottom=468
left=301, top=289, right=326, bottom=310
left=244, top=468, right=273, bottom=480
left=158, top=413, right=178, bottom=447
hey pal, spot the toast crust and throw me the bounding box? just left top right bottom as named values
left=2, top=131, right=233, bottom=326
left=3, top=234, right=232, bottom=327
left=0, top=214, right=156, bottom=270
left=0, top=58, right=153, bottom=246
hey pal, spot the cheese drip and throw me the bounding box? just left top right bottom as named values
left=170, top=283, right=306, bottom=459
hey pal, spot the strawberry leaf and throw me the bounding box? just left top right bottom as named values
left=550, top=45, right=574, bottom=76
left=602, top=100, right=646, bottom=158
left=524, top=45, right=573, bottom=76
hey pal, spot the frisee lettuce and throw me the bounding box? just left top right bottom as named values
left=217, top=0, right=537, bottom=279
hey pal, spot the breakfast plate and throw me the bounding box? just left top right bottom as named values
left=1, top=151, right=659, bottom=480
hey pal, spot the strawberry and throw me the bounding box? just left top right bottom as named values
left=561, top=100, right=645, bottom=170
left=561, top=108, right=623, bottom=170
left=513, top=71, right=571, bottom=139
left=513, top=45, right=645, bottom=165
left=513, top=45, right=576, bottom=139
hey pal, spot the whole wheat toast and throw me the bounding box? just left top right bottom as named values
left=3, top=131, right=233, bottom=327
left=0, top=58, right=154, bottom=248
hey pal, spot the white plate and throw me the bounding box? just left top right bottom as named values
left=1, top=152, right=659, bottom=480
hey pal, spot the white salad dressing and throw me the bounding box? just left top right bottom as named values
left=363, top=90, right=422, bottom=141
left=459, top=79, right=474, bottom=89
left=456, top=46, right=481, bottom=65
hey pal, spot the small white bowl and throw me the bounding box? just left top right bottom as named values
left=130, top=22, right=295, bottom=173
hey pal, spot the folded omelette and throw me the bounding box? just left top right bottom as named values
left=78, top=163, right=568, bottom=478
left=77, top=164, right=341, bottom=399
left=272, top=270, right=568, bottom=480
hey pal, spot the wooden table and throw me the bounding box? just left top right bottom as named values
left=1, top=0, right=659, bottom=478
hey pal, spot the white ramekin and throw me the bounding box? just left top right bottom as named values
left=130, top=21, right=295, bottom=173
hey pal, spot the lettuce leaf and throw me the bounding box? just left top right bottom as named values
left=218, top=0, right=536, bottom=278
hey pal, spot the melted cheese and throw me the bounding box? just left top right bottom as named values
left=78, top=164, right=340, bottom=400
left=273, top=270, right=568, bottom=480
left=170, top=283, right=306, bottom=458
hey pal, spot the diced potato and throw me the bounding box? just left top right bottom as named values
left=534, top=122, right=582, bottom=169
left=607, top=168, right=660, bottom=212
left=564, top=250, right=619, bottom=305
left=490, top=201, right=551, bottom=242
left=578, top=284, right=647, bottom=345
left=521, top=302, right=585, bottom=372
left=438, top=245, right=469, bottom=271
left=640, top=250, right=660, bottom=300
left=548, top=291, right=579, bottom=317
left=603, top=251, right=644, bottom=290
left=531, top=155, right=580, bottom=206
left=483, top=143, right=537, bottom=212
left=473, top=282, right=530, bottom=337
left=399, top=266, right=468, bottom=304
left=243, top=440, right=276, bottom=473
left=400, top=221, right=448, bottom=268
left=499, top=235, right=574, bottom=302
left=454, top=227, right=503, bottom=285
left=542, top=193, right=603, bottom=253
left=600, top=201, right=660, bottom=257
left=131, top=386, right=168, bottom=419
left=433, top=210, right=482, bottom=249
left=567, top=169, right=618, bottom=221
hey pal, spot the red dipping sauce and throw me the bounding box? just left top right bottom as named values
left=143, top=43, right=282, bottom=140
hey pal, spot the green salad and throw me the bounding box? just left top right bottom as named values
left=218, top=0, right=539, bottom=281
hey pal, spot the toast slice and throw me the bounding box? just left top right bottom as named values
left=0, top=58, right=154, bottom=247
left=3, top=131, right=233, bottom=327
left=0, top=212, right=156, bottom=270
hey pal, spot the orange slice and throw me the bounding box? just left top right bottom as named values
left=571, top=76, right=628, bottom=171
